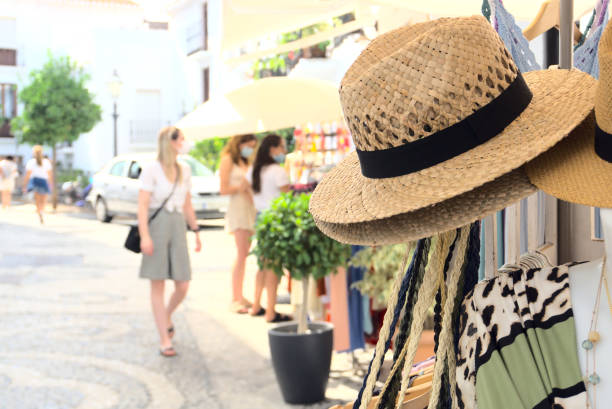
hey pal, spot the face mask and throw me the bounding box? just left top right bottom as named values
left=241, top=146, right=254, bottom=158
left=178, top=141, right=193, bottom=155
left=273, top=153, right=286, bottom=163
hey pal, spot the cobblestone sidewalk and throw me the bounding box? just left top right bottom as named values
left=0, top=208, right=368, bottom=409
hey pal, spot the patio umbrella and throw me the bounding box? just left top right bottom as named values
left=176, top=77, right=344, bottom=140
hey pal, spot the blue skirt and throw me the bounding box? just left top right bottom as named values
left=28, top=177, right=50, bottom=194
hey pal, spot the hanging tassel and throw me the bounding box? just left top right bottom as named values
left=368, top=231, right=455, bottom=409
left=377, top=236, right=441, bottom=409
left=353, top=240, right=427, bottom=409
left=426, top=226, right=470, bottom=409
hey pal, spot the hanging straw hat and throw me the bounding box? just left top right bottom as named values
left=526, top=24, right=612, bottom=208
left=309, top=16, right=596, bottom=244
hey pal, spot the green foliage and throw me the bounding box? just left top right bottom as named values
left=190, top=137, right=229, bottom=171
left=252, top=192, right=350, bottom=280
left=256, top=127, right=295, bottom=153
left=251, top=20, right=338, bottom=79
left=11, top=53, right=102, bottom=147
left=56, top=168, right=89, bottom=189
left=350, top=244, right=414, bottom=305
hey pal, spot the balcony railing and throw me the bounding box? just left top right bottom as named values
left=129, top=120, right=163, bottom=145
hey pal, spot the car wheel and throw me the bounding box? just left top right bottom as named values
left=96, top=197, right=113, bottom=223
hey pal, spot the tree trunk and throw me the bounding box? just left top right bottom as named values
left=52, top=144, right=58, bottom=210
left=297, top=276, right=309, bottom=334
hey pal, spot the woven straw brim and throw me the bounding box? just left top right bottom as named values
left=310, top=69, right=596, bottom=224
left=314, top=168, right=536, bottom=246
left=526, top=113, right=612, bottom=208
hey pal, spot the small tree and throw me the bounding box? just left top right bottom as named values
left=12, top=53, right=102, bottom=208
left=253, top=192, right=351, bottom=333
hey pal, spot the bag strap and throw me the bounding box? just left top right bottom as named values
left=148, top=164, right=180, bottom=224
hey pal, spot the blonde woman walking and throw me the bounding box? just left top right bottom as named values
left=22, top=146, right=52, bottom=223
left=0, top=156, right=18, bottom=209
left=219, top=133, right=257, bottom=314
left=138, top=126, right=201, bottom=357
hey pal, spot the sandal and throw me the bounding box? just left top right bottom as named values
left=251, top=308, right=266, bottom=317
left=241, top=299, right=253, bottom=309
left=267, top=312, right=292, bottom=323
left=168, top=326, right=175, bottom=339
left=229, top=301, right=249, bottom=314
left=159, top=346, right=177, bottom=357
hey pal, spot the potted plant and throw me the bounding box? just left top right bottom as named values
left=253, top=192, right=350, bottom=404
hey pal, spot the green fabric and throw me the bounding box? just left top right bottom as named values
left=475, top=318, right=582, bottom=409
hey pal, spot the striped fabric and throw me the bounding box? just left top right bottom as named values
left=456, top=265, right=586, bottom=409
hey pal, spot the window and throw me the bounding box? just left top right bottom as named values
left=130, top=90, right=161, bottom=145
left=128, top=161, right=142, bottom=179
left=185, top=2, right=208, bottom=55
left=203, top=67, right=210, bottom=102
left=0, top=49, right=16, bottom=66
left=203, top=2, right=208, bottom=51
left=110, top=161, right=127, bottom=177
left=0, top=83, right=16, bottom=138
left=1, top=83, right=17, bottom=118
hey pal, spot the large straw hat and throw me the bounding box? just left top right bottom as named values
left=526, top=25, right=612, bottom=208
left=309, top=16, right=596, bottom=237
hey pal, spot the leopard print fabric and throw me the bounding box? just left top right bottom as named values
left=456, top=265, right=586, bottom=409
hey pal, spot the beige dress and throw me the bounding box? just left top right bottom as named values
left=225, top=163, right=256, bottom=233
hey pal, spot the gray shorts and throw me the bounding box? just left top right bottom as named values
left=140, top=209, right=192, bottom=281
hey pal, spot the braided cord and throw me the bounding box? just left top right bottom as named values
left=394, top=231, right=456, bottom=409
left=354, top=240, right=425, bottom=409
left=426, top=226, right=470, bottom=409
left=377, top=237, right=433, bottom=409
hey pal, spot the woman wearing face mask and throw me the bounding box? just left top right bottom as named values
left=246, top=134, right=292, bottom=323
left=219, top=133, right=258, bottom=314
left=138, top=126, right=202, bottom=357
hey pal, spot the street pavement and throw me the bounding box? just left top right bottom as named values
left=0, top=205, right=370, bottom=409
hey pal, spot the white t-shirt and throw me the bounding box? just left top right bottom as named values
left=26, top=158, right=52, bottom=180
left=139, top=161, right=192, bottom=213
left=246, top=164, right=290, bottom=212
left=0, top=160, right=17, bottom=180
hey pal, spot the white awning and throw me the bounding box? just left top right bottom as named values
left=175, top=77, right=344, bottom=140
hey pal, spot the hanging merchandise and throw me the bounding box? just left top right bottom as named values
left=492, top=0, right=541, bottom=72
left=347, top=245, right=366, bottom=352
left=330, top=266, right=351, bottom=352
left=286, top=120, right=353, bottom=192
left=309, top=16, right=596, bottom=247
left=456, top=263, right=587, bottom=408
left=575, top=1, right=610, bottom=78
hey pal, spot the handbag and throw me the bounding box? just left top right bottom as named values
left=125, top=169, right=179, bottom=253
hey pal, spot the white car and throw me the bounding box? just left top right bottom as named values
left=89, top=153, right=228, bottom=222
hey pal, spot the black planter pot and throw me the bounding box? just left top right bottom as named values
left=268, top=322, right=334, bottom=404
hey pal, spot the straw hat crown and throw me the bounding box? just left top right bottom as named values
left=341, top=16, right=519, bottom=153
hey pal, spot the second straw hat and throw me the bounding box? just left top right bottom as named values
left=526, top=23, right=612, bottom=208
left=309, top=16, right=596, bottom=244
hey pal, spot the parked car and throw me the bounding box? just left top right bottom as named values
left=88, top=153, right=228, bottom=222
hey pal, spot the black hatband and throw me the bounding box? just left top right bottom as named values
left=356, top=73, right=533, bottom=179
left=595, top=122, right=612, bottom=163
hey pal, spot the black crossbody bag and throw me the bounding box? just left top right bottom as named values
left=124, top=171, right=179, bottom=254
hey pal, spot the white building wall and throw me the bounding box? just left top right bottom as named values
left=0, top=0, right=190, bottom=173
left=167, top=0, right=250, bottom=113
